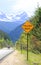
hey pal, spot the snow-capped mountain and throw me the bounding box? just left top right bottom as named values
left=0, top=11, right=29, bottom=42
left=0, top=12, right=6, bottom=19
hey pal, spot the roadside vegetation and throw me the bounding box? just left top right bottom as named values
left=0, top=30, right=13, bottom=48
left=15, top=6, right=41, bottom=65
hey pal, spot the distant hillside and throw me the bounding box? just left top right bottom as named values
left=0, top=30, right=12, bottom=48
left=9, top=25, right=23, bottom=42
left=0, top=30, right=10, bottom=40
left=0, top=21, right=24, bottom=42
left=0, top=11, right=29, bottom=42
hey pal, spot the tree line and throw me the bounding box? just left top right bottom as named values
left=15, top=7, right=41, bottom=54
left=0, top=30, right=13, bottom=48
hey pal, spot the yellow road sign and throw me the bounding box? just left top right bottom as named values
left=22, top=21, right=34, bottom=33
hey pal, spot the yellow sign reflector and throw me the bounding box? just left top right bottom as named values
left=22, top=21, right=34, bottom=33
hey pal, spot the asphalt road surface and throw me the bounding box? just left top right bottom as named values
left=0, top=48, right=13, bottom=60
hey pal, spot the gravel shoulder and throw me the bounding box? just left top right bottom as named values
left=0, top=50, right=28, bottom=65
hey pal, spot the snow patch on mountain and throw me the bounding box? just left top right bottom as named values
left=0, top=11, right=29, bottom=22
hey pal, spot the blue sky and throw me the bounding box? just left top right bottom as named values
left=0, top=0, right=41, bottom=17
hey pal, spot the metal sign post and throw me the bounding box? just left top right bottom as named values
left=22, top=21, right=34, bottom=60
left=27, top=33, right=28, bottom=60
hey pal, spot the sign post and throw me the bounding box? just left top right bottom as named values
left=22, top=21, right=34, bottom=60
left=27, top=33, right=29, bottom=60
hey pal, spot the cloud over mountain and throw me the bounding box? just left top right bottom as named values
left=0, top=11, right=29, bottom=42
left=0, top=11, right=29, bottom=22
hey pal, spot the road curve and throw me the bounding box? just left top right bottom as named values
left=0, top=48, right=14, bottom=60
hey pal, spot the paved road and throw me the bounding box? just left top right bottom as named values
left=0, top=48, right=13, bottom=60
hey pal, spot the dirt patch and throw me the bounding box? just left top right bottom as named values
left=0, top=50, right=28, bottom=65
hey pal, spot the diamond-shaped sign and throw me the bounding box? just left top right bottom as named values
left=22, top=21, right=34, bottom=33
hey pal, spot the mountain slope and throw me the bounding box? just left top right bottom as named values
left=9, top=25, right=23, bottom=42
left=0, top=30, right=10, bottom=40
left=0, top=11, right=29, bottom=42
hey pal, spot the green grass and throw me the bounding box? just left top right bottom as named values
left=28, top=51, right=41, bottom=65
left=28, top=51, right=41, bottom=63
left=18, top=50, right=41, bottom=65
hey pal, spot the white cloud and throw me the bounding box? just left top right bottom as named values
left=0, top=12, right=2, bottom=15
left=0, top=14, right=12, bottom=22
left=0, top=0, right=41, bottom=22
left=11, top=0, right=41, bottom=17
left=14, top=17, right=21, bottom=20
left=7, top=16, right=12, bottom=20
left=0, top=18, right=7, bottom=21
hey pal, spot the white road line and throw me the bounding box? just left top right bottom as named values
left=0, top=48, right=13, bottom=60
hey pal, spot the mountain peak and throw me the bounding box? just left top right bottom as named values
left=0, top=11, right=29, bottom=42
left=0, top=11, right=29, bottom=22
